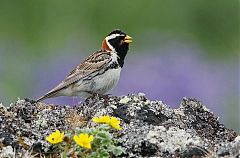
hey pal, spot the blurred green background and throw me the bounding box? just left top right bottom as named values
left=0, top=0, right=239, bottom=131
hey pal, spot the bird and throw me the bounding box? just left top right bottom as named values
left=36, top=29, right=133, bottom=102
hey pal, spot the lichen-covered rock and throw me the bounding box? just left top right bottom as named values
left=0, top=94, right=239, bottom=157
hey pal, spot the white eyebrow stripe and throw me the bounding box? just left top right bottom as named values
left=106, top=34, right=118, bottom=40
left=105, top=38, right=115, bottom=51
left=106, top=33, right=125, bottom=40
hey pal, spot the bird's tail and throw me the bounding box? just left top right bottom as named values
left=36, top=90, right=59, bottom=102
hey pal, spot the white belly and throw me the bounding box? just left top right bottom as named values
left=61, top=67, right=121, bottom=98
left=94, top=67, right=121, bottom=94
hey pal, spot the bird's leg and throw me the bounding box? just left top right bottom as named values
left=98, top=94, right=111, bottom=107
left=85, top=92, right=97, bottom=100
left=94, top=93, right=100, bottom=99
left=85, top=91, right=111, bottom=106
left=73, top=96, right=81, bottom=105
left=72, top=96, right=76, bottom=105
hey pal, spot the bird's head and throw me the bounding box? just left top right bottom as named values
left=102, top=29, right=132, bottom=67
left=102, top=29, right=133, bottom=54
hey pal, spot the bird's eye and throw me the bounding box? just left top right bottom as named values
left=120, top=40, right=124, bottom=45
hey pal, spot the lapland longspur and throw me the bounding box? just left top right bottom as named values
left=36, top=29, right=132, bottom=102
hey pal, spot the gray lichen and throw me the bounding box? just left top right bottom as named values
left=0, top=93, right=239, bottom=157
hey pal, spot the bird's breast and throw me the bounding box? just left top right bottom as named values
left=93, top=67, right=121, bottom=94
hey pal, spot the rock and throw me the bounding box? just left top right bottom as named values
left=0, top=94, right=239, bottom=157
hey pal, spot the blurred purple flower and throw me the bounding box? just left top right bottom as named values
left=116, top=47, right=237, bottom=113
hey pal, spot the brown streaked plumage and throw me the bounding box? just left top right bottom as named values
left=36, top=50, right=112, bottom=102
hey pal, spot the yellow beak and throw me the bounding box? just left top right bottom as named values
left=124, top=35, right=133, bottom=43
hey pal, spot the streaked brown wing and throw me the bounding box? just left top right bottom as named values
left=49, top=49, right=112, bottom=93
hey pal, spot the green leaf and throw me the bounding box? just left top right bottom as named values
left=97, top=124, right=111, bottom=130
left=61, top=152, right=67, bottom=158
left=101, top=138, right=112, bottom=146
left=87, top=151, right=98, bottom=158
left=79, top=128, right=92, bottom=134
left=99, top=149, right=109, bottom=158
left=111, top=146, right=125, bottom=156
left=96, top=131, right=112, bottom=140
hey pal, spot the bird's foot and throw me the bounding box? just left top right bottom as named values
left=85, top=92, right=111, bottom=107
left=72, top=96, right=80, bottom=106
left=98, top=94, right=111, bottom=107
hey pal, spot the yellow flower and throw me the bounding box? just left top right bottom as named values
left=46, top=130, right=64, bottom=144
left=110, top=117, right=122, bottom=130
left=93, top=115, right=122, bottom=130
left=73, top=133, right=94, bottom=149
left=92, top=115, right=111, bottom=124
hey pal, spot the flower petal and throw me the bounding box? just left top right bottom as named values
left=46, top=130, right=64, bottom=144
left=84, top=143, right=91, bottom=149
left=88, top=135, right=94, bottom=142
